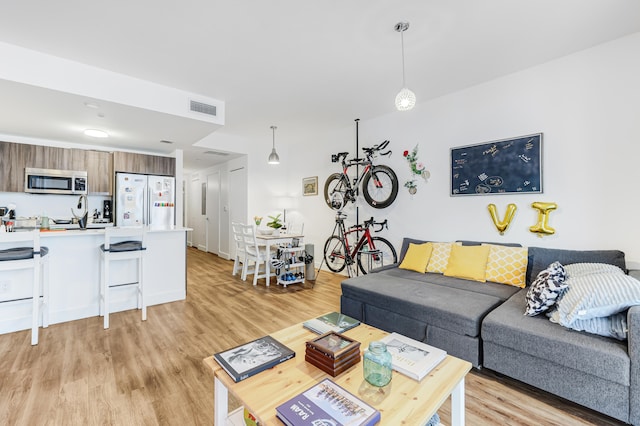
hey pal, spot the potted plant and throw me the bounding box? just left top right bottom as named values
left=266, top=214, right=283, bottom=235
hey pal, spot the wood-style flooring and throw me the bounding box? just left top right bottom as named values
left=0, top=247, right=626, bottom=425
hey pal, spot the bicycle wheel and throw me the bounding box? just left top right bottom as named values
left=324, top=173, right=349, bottom=210
left=323, top=236, right=348, bottom=272
left=357, top=236, right=397, bottom=274
left=362, top=165, right=398, bottom=209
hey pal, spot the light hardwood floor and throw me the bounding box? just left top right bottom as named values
left=0, top=247, right=626, bottom=425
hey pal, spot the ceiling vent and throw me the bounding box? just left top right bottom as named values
left=203, top=150, right=229, bottom=156
left=190, top=100, right=217, bottom=117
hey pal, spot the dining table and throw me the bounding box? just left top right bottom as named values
left=255, top=232, right=304, bottom=286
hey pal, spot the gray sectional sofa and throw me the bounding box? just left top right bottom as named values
left=340, top=238, right=639, bottom=425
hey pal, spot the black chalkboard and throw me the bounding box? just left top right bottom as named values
left=450, top=133, right=542, bottom=196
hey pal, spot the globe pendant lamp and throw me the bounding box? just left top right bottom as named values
left=394, top=21, right=416, bottom=111
left=268, top=125, right=280, bottom=165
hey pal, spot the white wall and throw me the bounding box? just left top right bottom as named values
left=246, top=32, right=640, bottom=269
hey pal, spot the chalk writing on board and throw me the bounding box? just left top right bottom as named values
left=450, top=134, right=543, bottom=196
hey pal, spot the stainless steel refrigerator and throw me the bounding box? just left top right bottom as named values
left=115, top=172, right=175, bottom=227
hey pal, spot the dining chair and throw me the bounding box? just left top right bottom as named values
left=240, top=224, right=270, bottom=286
left=231, top=222, right=247, bottom=277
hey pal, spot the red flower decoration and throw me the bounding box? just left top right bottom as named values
left=403, top=150, right=409, bottom=157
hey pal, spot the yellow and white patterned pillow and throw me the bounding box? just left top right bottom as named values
left=426, top=242, right=453, bottom=273
left=483, top=244, right=529, bottom=287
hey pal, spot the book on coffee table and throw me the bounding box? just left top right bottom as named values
left=379, top=332, right=447, bottom=381
left=276, top=378, right=381, bottom=426
left=213, top=335, right=295, bottom=383
left=303, top=312, right=361, bottom=334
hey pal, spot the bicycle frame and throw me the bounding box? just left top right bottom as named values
left=340, top=222, right=374, bottom=261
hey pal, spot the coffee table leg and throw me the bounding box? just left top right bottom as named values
left=214, top=376, right=229, bottom=425
left=450, top=377, right=465, bottom=426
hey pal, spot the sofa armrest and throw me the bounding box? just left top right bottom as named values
left=629, top=305, right=640, bottom=425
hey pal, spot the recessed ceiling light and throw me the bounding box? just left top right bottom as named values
left=84, top=102, right=100, bottom=109
left=84, top=129, right=109, bottom=138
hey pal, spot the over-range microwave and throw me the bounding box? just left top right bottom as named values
left=24, top=167, right=87, bottom=195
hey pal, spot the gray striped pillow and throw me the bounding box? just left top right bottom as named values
left=556, top=271, right=640, bottom=325
left=548, top=309, right=628, bottom=340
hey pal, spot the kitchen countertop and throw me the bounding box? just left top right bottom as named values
left=38, top=226, right=191, bottom=237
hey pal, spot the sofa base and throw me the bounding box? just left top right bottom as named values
left=483, top=341, right=630, bottom=424
left=341, top=295, right=483, bottom=367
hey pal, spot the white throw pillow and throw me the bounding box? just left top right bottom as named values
left=564, top=262, right=625, bottom=278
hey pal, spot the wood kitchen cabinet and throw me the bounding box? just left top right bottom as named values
left=84, top=150, right=113, bottom=194
left=0, top=141, right=114, bottom=194
left=113, top=151, right=175, bottom=176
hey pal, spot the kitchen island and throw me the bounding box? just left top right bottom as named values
left=0, top=226, right=188, bottom=336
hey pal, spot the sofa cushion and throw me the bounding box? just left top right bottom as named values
left=526, top=247, right=626, bottom=286
left=444, top=244, right=490, bottom=282
left=399, top=242, right=432, bottom=273
left=524, top=261, right=568, bottom=316
left=374, top=267, right=520, bottom=300
left=482, top=288, right=630, bottom=385
left=341, top=272, right=505, bottom=337
left=426, top=242, right=453, bottom=273
left=483, top=244, right=528, bottom=288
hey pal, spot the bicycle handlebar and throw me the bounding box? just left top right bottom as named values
left=331, top=140, right=392, bottom=164
left=348, top=217, right=389, bottom=233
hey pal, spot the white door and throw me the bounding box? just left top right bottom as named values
left=206, top=171, right=220, bottom=255
left=188, top=176, right=206, bottom=251
left=228, top=166, right=247, bottom=261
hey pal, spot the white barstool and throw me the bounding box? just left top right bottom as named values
left=0, top=230, right=49, bottom=345
left=99, top=227, right=146, bottom=329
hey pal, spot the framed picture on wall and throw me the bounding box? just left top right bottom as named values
left=450, top=133, right=543, bottom=196
left=303, top=176, right=318, bottom=196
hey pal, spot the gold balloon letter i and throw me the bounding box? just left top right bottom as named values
left=529, top=201, right=558, bottom=237
left=487, top=203, right=517, bottom=235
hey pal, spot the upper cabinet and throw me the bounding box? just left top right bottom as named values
left=81, top=149, right=113, bottom=195
left=113, top=151, right=175, bottom=176
left=0, top=141, right=175, bottom=195
left=0, top=141, right=114, bottom=195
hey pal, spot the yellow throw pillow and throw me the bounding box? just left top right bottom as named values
left=426, top=242, right=454, bottom=273
left=483, top=244, right=528, bottom=287
left=399, top=242, right=433, bottom=273
left=444, top=244, right=490, bottom=282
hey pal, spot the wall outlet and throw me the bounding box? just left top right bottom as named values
left=0, top=280, right=11, bottom=293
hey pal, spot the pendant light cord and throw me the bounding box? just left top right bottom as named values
left=400, top=28, right=407, bottom=88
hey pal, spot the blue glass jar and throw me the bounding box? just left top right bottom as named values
left=363, top=341, right=392, bottom=386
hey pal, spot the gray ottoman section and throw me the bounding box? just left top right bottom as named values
left=483, top=288, right=633, bottom=423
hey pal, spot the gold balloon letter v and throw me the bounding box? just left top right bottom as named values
left=487, top=204, right=517, bottom=235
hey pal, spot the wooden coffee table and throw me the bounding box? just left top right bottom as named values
left=203, top=320, right=472, bottom=425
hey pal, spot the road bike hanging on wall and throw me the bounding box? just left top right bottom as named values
left=323, top=213, right=397, bottom=276
left=324, top=140, right=399, bottom=210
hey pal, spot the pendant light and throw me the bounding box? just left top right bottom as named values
left=268, top=125, right=280, bottom=164
left=394, top=21, right=416, bottom=111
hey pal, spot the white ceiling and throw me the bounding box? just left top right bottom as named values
left=1, top=1, right=639, bottom=172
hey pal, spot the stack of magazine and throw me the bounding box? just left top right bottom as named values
left=276, top=378, right=380, bottom=426
left=213, top=335, right=295, bottom=383
left=379, top=332, right=447, bottom=381
left=302, top=312, right=361, bottom=335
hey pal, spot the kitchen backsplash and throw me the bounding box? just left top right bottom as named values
left=0, top=192, right=111, bottom=220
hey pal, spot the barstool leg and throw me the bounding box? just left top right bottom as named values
left=139, top=255, right=146, bottom=321
left=31, top=255, right=41, bottom=346
left=42, top=257, right=49, bottom=328
left=103, top=256, right=110, bottom=329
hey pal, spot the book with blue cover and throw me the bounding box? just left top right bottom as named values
left=213, top=335, right=295, bottom=383
left=276, top=378, right=380, bottom=426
